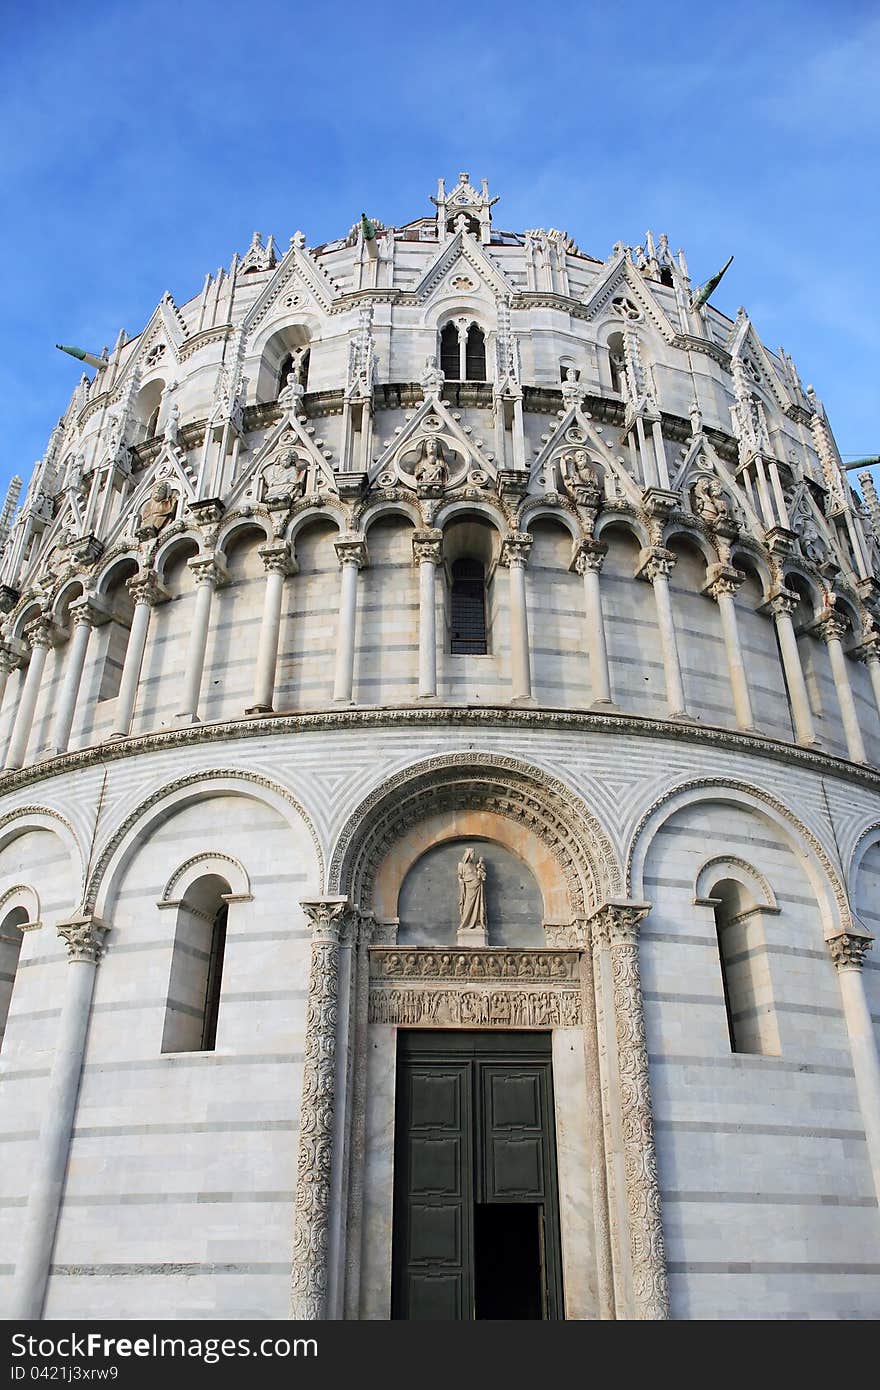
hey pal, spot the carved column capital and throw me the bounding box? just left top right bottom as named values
left=126, top=570, right=169, bottom=607
left=827, top=932, right=874, bottom=972
left=813, top=611, right=848, bottom=646
left=188, top=555, right=229, bottom=589
left=852, top=632, right=880, bottom=666
left=0, top=642, right=22, bottom=675
left=572, top=539, right=607, bottom=576
left=334, top=534, right=369, bottom=570
left=257, top=542, right=296, bottom=578
left=637, top=546, right=676, bottom=583
left=57, top=913, right=108, bottom=964
left=765, top=585, right=799, bottom=619
left=24, top=613, right=58, bottom=650
left=500, top=531, right=533, bottom=568
left=412, top=529, right=443, bottom=566
left=589, top=900, right=651, bottom=950
left=703, top=563, right=745, bottom=601
left=300, top=896, right=352, bottom=944
left=68, top=595, right=110, bottom=629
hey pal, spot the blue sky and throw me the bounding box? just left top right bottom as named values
left=2, top=0, right=877, bottom=501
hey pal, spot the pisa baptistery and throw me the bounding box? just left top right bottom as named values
left=1, top=174, right=879, bottom=1323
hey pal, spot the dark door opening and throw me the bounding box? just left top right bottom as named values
left=392, top=1030, right=563, bottom=1320
left=474, top=1203, right=543, bottom=1319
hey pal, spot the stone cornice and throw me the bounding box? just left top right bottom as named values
left=1, top=704, right=878, bottom=798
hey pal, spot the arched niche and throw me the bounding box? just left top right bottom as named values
left=397, top=838, right=544, bottom=947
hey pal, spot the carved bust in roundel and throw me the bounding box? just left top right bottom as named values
left=261, top=447, right=308, bottom=504
left=414, top=436, right=448, bottom=489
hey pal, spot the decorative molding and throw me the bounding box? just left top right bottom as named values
left=625, top=776, right=854, bottom=932
left=327, top=751, right=622, bottom=914
left=368, top=983, right=582, bottom=1028
left=160, top=851, right=251, bottom=904
left=370, top=947, right=579, bottom=981
left=83, top=770, right=323, bottom=913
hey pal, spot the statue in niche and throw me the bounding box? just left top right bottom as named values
left=562, top=448, right=601, bottom=506
left=137, top=480, right=178, bottom=538
left=163, top=402, right=180, bottom=447
left=692, top=476, right=730, bottom=525
left=278, top=367, right=305, bottom=411
left=262, top=447, right=308, bottom=503
left=420, top=356, right=445, bottom=397
left=457, top=847, right=487, bottom=941
left=414, top=436, right=448, bottom=489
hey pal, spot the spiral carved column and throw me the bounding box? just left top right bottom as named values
left=290, top=897, right=350, bottom=1320
left=590, top=901, right=669, bottom=1320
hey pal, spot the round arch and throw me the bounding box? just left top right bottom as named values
left=88, top=770, right=323, bottom=918
left=327, top=752, right=621, bottom=918
left=359, top=499, right=422, bottom=535
left=663, top=525, right=718, bottom=567
left=434, top=498, right=508, bottom=534
left=0, top=805, right=83, bottom=885
left=627, top=777, right=852, bottom=938
left=520, top=502, right=581, bottom=542
left=286, top=502, right=348, bottom=546
left=593, top=511, right=651, bottom=550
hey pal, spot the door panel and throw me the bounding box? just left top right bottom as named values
left=392, top=1031, right=563, bottom=1320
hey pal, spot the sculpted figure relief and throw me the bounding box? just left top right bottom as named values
left=137, top=480, right=178, bottom=538
left=414, top=436, right=448, bottom=489
left=457, top=847, right=487, bottom=933
left=262, top=447, right=308, bottom=503
left=693, top=476, right=730, bottom=525
left=562, top=448, right=601, bottom=504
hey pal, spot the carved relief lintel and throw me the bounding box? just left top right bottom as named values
left=57, top=913, right=108, bottom=964
left=827, top=931, right=873, bottom=972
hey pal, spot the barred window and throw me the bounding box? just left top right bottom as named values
left=450, top=558, right=487, bottom=654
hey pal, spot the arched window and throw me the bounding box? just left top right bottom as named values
left=450, top=558, right=487, bottom=654
left=465, top=324, right=486, bottom=382
left=711, top=878, right=779, bottom=1056
left=439, top=322, right=487, bottom=382
left=608, top=332, right=626, bottom=394
left=162, top=874, right=230, bottom=1054
left=0, top=906, right=27, bottom=1051
left=440, top=322, right=460, bottom=380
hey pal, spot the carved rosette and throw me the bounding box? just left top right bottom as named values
left=290, top=897, right=350, bottom=1320
left=412, top=529, right=443, bottom=567
left=590, top=902, right=669, bottom=1320
left=57, top=914, right=108, bottom=963
left=827, top=931, right=874, bottom=972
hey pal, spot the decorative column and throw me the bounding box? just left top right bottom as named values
left=0, top=642, right=20, bottom=713
left=573, top=540, right=612, bottom=707
left=246, top=543, right=295, bottom=715
left=178, top=556, right=227, bottom=722
left=853, top=631, right=880, bottom=721
left=9, top=913, right=108, bottom=1320
left=51, top=597, right=106, bottom=756
left=813, top=611, right=866, bottom=762
left=827, top=932, right=880, bottom=1203
left=638, top=548, right=687, bottom=718
left=333, top=534, right=368, bottom=704
left=590, top=902, right=669, bottom=1320
left=705, top=565, right=755, bottom=731
left=291, top=897, right=350, bottom=1320
left=112, top=570, right=168, bottom=738
left=501, top=531, right=533, bottom=702
left=412, top=529, right=442, bottom=699
left=766, top=588, right=817, bottom=746
left=5, top=614, right=56, bottom=770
